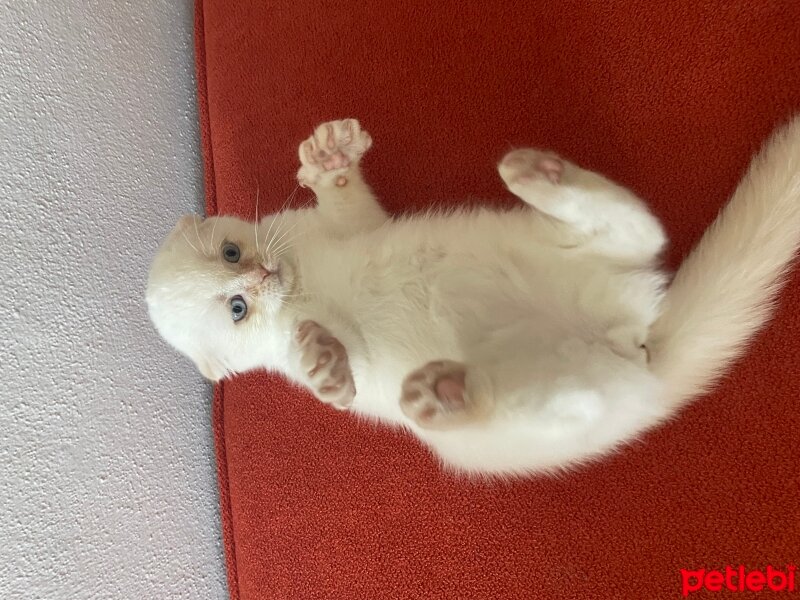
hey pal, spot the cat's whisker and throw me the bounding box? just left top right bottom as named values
left=273, top=222, right=308, bottom=251
left=271, top=242, right=298, bottom=261
left=180, top=228, right=201, bottom=255
left=262, top=192, right=294, bottom=253
left=271, top=231, right=303, bottom=256
left=261, top=213, right=280, bottom=255
left=262, top=216, right=285, bottom=259
left=262, top=184, right=301, bottom=250
left=271, top=244, right=296, bottom=262
left=263, top=202, right=292, bottom=252
left=268, top=219, right=301, bottom=256
left=285, top=183, right=300, bottom=208
left=300, top=191, right=316, bottom=208
left=193, top=217, right=209, bottom=256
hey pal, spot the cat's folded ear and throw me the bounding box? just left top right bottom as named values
left=176, top=214, right=203, bottom=230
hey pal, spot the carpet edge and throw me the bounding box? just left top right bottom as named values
left=194, top=1, right=239, bottom=598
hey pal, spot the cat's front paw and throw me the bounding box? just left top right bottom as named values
left=297, top=119, right=372, bottom=188
left=295, top=320, right=356, bottom=410
left=400, top=360, right=492, bottom=430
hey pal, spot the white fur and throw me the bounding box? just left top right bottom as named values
left=146, top=117, right=800, bottom=476
left=648, top=115, right=800, bottom=405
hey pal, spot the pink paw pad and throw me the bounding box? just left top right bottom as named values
left=400, top=360, right=480, bottom=430
left=499, top=149, right=564, bottom=186
left=296, top=320, right=356, bottom=410
left=297, top=119, right=372, bottom=187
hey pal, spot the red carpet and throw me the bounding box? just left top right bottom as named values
left=195, top=2, right=800, bottom=598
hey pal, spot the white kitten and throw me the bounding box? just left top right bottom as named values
left=146, top=117, right=800, bottom=476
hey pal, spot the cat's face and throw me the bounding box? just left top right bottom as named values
left=146, top=214, right=295, bottom=381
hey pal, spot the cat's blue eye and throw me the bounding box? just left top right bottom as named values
left=230, top=295, right=247, bottom=322
left=222, top=243, right=240, bottom=263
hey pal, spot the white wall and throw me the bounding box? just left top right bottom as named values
left=0, top=2, right=226, bottom=598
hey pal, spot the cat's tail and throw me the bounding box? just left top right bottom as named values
left=647, top=114, right=800, bottom=409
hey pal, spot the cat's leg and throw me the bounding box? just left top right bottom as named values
left=297, top=119, right=389, bottom=236
left=295, top=319, right=356, bottom=410
left=399, top=360, right=495, bottom=430
left=498, top=149, right=666, bottom=262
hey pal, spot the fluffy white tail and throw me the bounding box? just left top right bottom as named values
left=648, top=115, right=800, bottom=407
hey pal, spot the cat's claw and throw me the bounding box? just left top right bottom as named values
left=296, top=320, right=356, bottom=410
left=400, top=360, right=491, bottom=430
left=297, top=119, right=372, bottom=188
left=499, top=148, right=564, bottom=188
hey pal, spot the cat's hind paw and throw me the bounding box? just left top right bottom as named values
left=400, top=360, right=492, bottom=430
left=498, top=148, right=564, bottom=188
left=297, top=119, right=372, bottom=188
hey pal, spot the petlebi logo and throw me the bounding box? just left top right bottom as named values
left=681, top=565, right=797, bottom=596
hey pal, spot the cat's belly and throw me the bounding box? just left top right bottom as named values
left=350, top=234, right=661, bottom=360
left=299, top=209, right=666, bottom=427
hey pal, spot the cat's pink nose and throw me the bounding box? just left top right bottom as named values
left=255, top=265, right=272, bottom=283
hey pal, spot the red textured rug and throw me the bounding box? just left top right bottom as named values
left=195, top=2, right=800, bottom=598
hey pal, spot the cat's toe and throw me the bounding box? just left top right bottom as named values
left=296, top=320, right=356, bottom=409
left=400, top=360, right=487, bottom=430
left=297, top=119, right=372, bottom=187
left=499, top=149, right=564, bottom=187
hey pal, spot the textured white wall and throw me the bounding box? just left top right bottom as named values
left=0, top=1, right=226, bottom=598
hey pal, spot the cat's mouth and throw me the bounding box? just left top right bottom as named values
left=258, top=255, right=296, bottom=300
